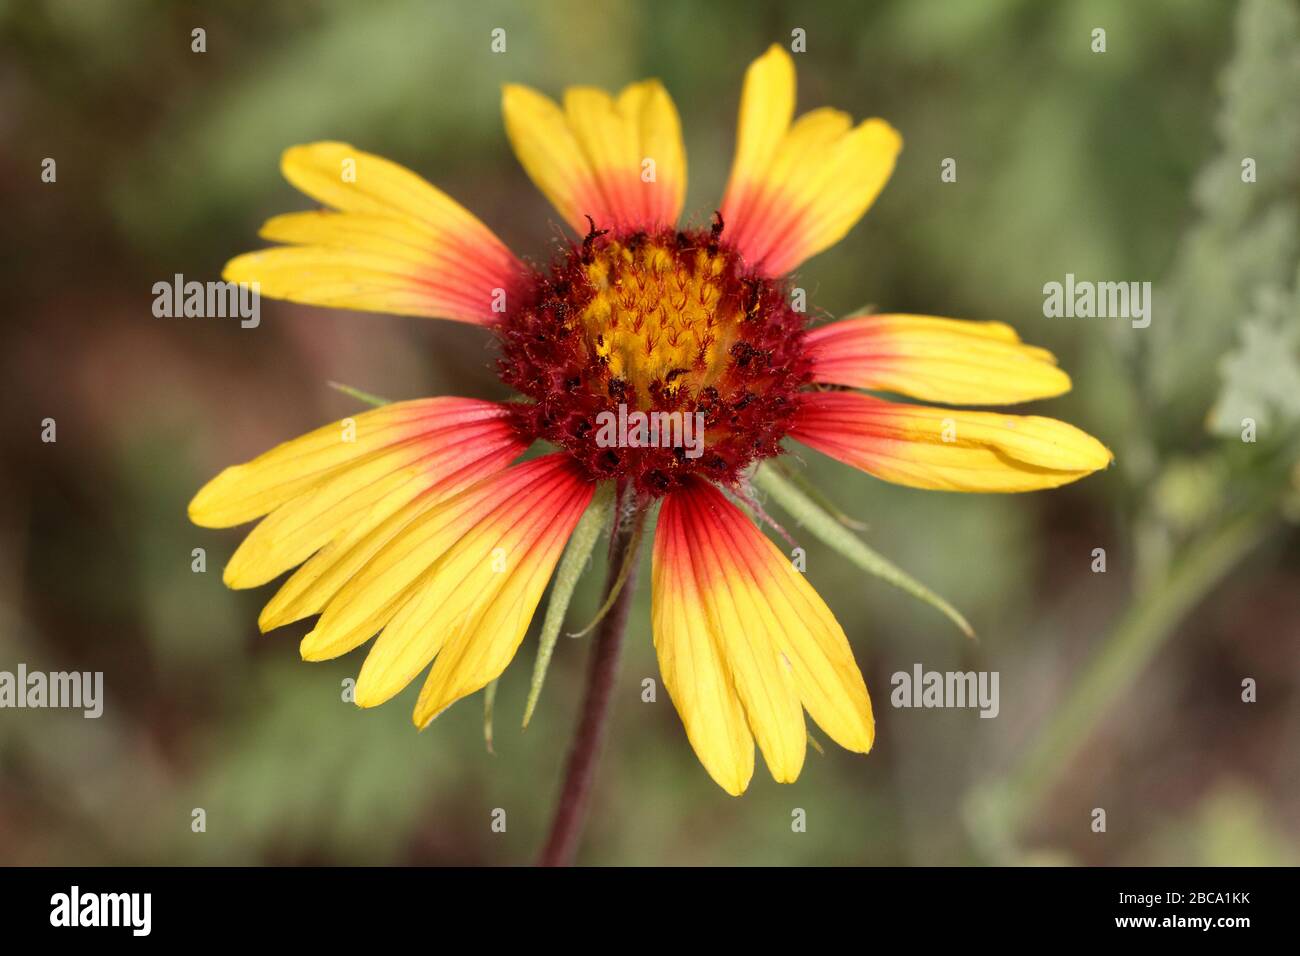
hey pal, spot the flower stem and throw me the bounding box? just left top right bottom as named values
left=537, top=513, right=643, bottom=866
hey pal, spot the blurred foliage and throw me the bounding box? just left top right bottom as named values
left=1211, top=285, right=1300, bottom=437
left=1155, top=0, right=1300, bottom=423
left=0, top=0, right=1296, bottom=866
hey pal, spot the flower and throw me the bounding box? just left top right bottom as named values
left=191, top=44, right=1111, bottom=795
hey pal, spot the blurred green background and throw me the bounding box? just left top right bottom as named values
left=2, top=0, right=1297, bottom=865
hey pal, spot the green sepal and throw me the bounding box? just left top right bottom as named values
left=328, top=381, right=391, bottom=407
left=752, top=462, right=974, bottom=639
left=522, top=482, right=615, bottom=727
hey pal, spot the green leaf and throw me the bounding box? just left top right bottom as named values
left=328, top=381, right=391, bottom=407
left=522, top=482, right=614, bottom=727
left=752, top=463, right=974, bottom=639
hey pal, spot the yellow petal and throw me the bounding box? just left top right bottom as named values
left=674, top=482, right=874, bottom=752
left=720, top=45, right=900, bottom=276
left=503, top=79, right=685, bottom=235
left=793, top=392, right=1114, bottom=492
left=618, top=80, right=687, bottom=228
left=279, top=142, right=500, bottom=241
left=685, top=497, right=807, bottom=782
left=725, top=44, right=796, bottom=213
left=224, top=142, right=522, bottom=324
left=410, top=474, right=592, bottom=725
left=224, top=419, right=525, bottom=590
left=807, top=313, right=1072, bottom=405
left=653, top=480, right=876, bottom=793
left=652, top=502, right=755, bottom=796
left=299, top=454, right=579, bottom=664
left=259, top=468, right=451, bottom=631
left=257, top=211, right=518, bottom=294
left=352, top=457, right=593, bottom=712
left=189, top=398, right=509, bottom=528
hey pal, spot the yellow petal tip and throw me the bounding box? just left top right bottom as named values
left=186, top=497, right=209, bottom=527
left=187, top=470, right=236, bottom=528
left=299, top=631, right=333, bottom=662
left=353, top=687, right=382, bottom=709
left=221, top=254, right=257, bottom=286
left=501, top=82, right=543, bottom=106
left=280, top=140, right=352, bottom=170
left=761, top=42, right=791, bottom=61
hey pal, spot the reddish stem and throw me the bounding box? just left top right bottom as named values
left=537, top=518, right=642, bottom=867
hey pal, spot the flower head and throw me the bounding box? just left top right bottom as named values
left=193, top=45, right=1111, bottom=795
left=499, top=221, right=811, bottom=493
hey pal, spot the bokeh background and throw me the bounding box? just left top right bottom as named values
left=2, top=0, right=1297, bottom=866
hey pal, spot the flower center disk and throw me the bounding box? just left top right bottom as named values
left=499, top=226, right=811, bottom=495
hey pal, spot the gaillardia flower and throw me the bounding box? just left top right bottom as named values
left=191, top=45, right=1110, bottom=795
